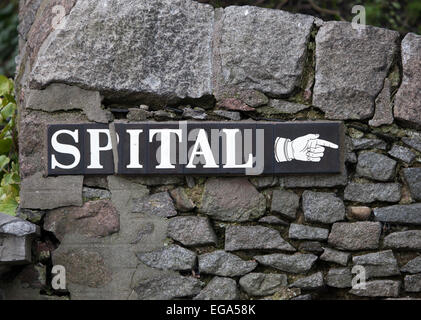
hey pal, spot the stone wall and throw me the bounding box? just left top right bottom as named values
left=2, top=0, right=421, bottom=300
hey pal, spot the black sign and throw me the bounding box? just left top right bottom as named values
left=47, top=121, right=343, bottom=176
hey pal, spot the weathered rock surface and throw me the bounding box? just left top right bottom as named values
left=344, top=182, right=401, bottom=203
left=271, top=189, right=300, bottom=220
left=258, top=216, right=289, bottom=226
left=132, top=192, right=177, bottom=218
left=388, top=145, right=416, bottom=164
left=356, top=152, right=397, bottom=181
left=326, top=268, right=352, bottom=288
left=351, top=138, right=387, bottom=150
left=302, top=191, right=345, bottom=224
left=402, top=168, right=421, bottom=201
left=404, top=274, right=421, bottom=292
left=194, top=277, right=239, bottom=300
left=353, top=250, right=400, bottom=279
left=0, top=212, right=38, bottom=237
left=320, top=248, right=350, bottom=266
left=213, top=110, right=241, bottom=121
left=383, top=230, right=421, bottom=250
left=239, top=273, right=288, bottom=297
left=313, top=22, right=399, bottom=119
left=350, top=280, right=401, bottom=297
left=249, top=176, right=278, bottom=189
left=254, top=253, right=318, bottom=274
left=288, top=224, right=329, bottom=241
left=369, top=78, right=394, bottom=127
left=328, top=222, right=381, bottom=251
left=374, top=204, right=421, bottom=225
left=200, top=178, right=266, bottom=222
left=82, top=187, right=111, bottom=201
left=214, top=88, right=268, bottom=108
left=299, top=241, right=324, bottom=254
left=267, top=100, right=309, bottom=114
left=279, top=170, right=348, bottom=188
left=198, top=250, right=257, bottom=277
left=0, top=234, right=32, bottom=265
left=402, top=137, right=421, bottom=153
left=167, top=216, right=217, bottom=246
left=347, top=206, right=372, bottom=221
left=136, top=245, right=196, bottom=271
left=225, top=225, right=295, bottom=252
left=401, top=256, right=421, bottom=274
left=290, top=272, right=324, bottom=290
left=169, top=188, right=195, bottom=212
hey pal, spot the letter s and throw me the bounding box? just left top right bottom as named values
left=51, top=129, right=81, bottom=170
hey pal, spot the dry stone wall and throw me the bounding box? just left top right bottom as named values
left=1, top=0, right=421, bottom=300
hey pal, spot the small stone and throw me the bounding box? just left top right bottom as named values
left=383, top=230, right=421, bottom=250
left=291, top=294, right=312, bottom=300
left=320, top=248, right=350, bottom=266
left=271, top=189, right=300, bottom=220
left=347, top=206, right=372, bottom=221
left=249, top=176, right=278, bottom=189
left=198, top=250, right=257, bottom=277
left=402, top=137, right=421, bottom=153
left=132, top=192, right=177, bottom=218
left=388, top=145, right=416, bottom=163
left=298, top=242, right=324, bottom=254
left=351, top=138, right=387, bottom=150
left=267, top=100, right=309, bottom=114
left=279, top=170, right=348, bottom=188
left=288, top=224, right=329, bottom=241
left=182, top=107, right=207, bottom=120
left=136, top=245, right=196, bottom=271
left=83, top=175, right=109, bottom=189
left=194, top=277, right=239, bottom=300
left=82, top=187, right=111, bottom=200
left=402, top=168, right=421, bottom=201
left=326, top=268, right=352, bottom=288
left=214, top=88, right=268, bottom=108
left=167, top=216, right=217, bottom=247
left=127, top=108, right=152, bottom=121
left=0, top=212, right=39, bottom=237
left=369, top=78, right=394, bottom=127
left=356, top=152, right=397, bottom=181
left=258, top=216, right=289, bottom=226
left=217, top=98, right=254, bottom=112
left=374, top=204, right=421, bottom=225
left=328, top=222, right=381, bottom=251
left=350, top=280, right=400, bottom=297
left=239, top=273, right=287, bottom=297
left=225, top=225, right=295, bottom=252
left=213, top=110, right=241, bottom=121
left=0, top=234, right=32, bottom=265
left=16, top=208, right=46, bottom=224
left=344, top=183, right=401, bottom=203
left=169, top=188, right=195, bottom=212
left=290, top=272, right=324, bottom=290
left=401, top=256, right=421, bottom=274
left=353, top=250, right=400, bottom=279
left=404, top=274, right=421, bottom=292
left=254, top=253, right=318, bottom=274
left=302, top=191, right=345, bottom=224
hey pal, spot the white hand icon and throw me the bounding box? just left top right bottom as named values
left=274, top=134, right=339, bottom=163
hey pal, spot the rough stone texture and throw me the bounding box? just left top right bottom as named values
left=213, top=110, right=241, bottom=121
left=44, top=200, right=120, bottom=242
left=214, top=88, right=268, bottom=108
left=135, top=274, right=203, bottom=300
left=258, top=215, right=289, bottom=226
left=20, top=172, right=83, bottom=210
left=353, top=250, right=400, bottom=279
left=374, top=204, right=421, bottom=225
left=167, top=216, right=217, bottom=247
left=82, top=187, right=111, bottom=201
left=127, top=108, right=152, bottom=121
left=249, top=176, right=278, bottom=189
left=239, top=273, right=287, bottom=297
left=225, top=225, right=295, bottom=252
left=194, top=277, right=239, bottom=300
left=344, top=183, right=401, bottom=203
left=350, top=280, right=401, bottom=297
left=198, top=250, right=257, bottom=277
left=31, top=0, right=214, bottom=101
left=271, top=189, right=300, bottom=220
left=200, top=178, right=266, bottom=222
left=313, top=22, right=399, bottom=119
left=169, top=188, right=195, bottom=212
left=136, top=245, right=196, bottom=271
left=217, top=98, right=254, bottom=112
left=351, top=138, right=387, bottom=150
left=267, top=100, right=309, bottom=114
left=16, top=208, right=46, bottom=224
left=254, top=253, right=318, bottom=274
left=279, top=170, right=348, bottom=188
left=326, top=268, right=352, bottom=288
left=388, top=145, right=416, bottom=164
left=402, top=137, right=421, bottom=153
left=182, top=107, right=207, bottom=120
left=0, top=234, right=32, bottom=265
left=328, top=222, right=381, bottom=251
left=369, top=78, right=394, bottom=127
left=383, top=230, right=421, bottom=250
left=320, top=248, right=350, bottom=266
left=404, top=274, right=421, bottom=292
left=402, top=168, right=421, bottom=201
left=216, top=6, right=314, bottom=96
left=356, top=152, right=397, bottom=181
left=302, top=191, right=345, bottom=224
left=299, top=241, right=324, bottom=254
left=394, top=33, right=421, bottom=129
left=347, top=206, right=372, bottom=221
left=288, top=224, right=329, bottom=241
left=0, top=212, right=38, bottom=237
left=290, top=272, right=324, bottom=290
left=401, top=256, right=421, bottom=274
left=132, top=192, right=177, bottom=218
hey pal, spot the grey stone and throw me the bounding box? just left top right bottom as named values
left=388, top=145, right=416, bottom=164
left=302, top=191, right=345, bottom=224
left=153, top=110, right=177, bottom=121
left=384, top=230, right=421, bottom=250
left=31, top=0, right=214, bottom=101
left=394, top=33, right=421, bottom=129
left=369, top=78, right=394, bottom=127
left=291, top=294, right=312, bottom=300
left=20, top=172, right=83, bottom=210
left=169, top=188, right=195, bottom=212
left=344, top=182, right=401, bottom=203
left=182, top=107, right=207, bottom=120
left=82, top=187, right=111, bottom=201
left=254, top=253, right=318, bottom=274
left=267, top=100, right=309, bottom=114
left=125, top=176, right=183, bottom=187
left=214, top=88, right=268, bottom=108
left=216, top=6, right=314, bottom=96
left=239, top=273, right=288, bottom=297
left=167, top=216, right=217, bottom=247
left=401, top=256, right=421, bottom=274
left=198, top=250, right=257, bottom=277
left=249, top=176, right=278, bottom=189
left=135, top=274, right=203, bottom=300
left=402, top=137, right=421, bottom=153
left=18, top=0, right=43, bottom=40
left=213, top=110, right=241, bottom=121
left=288, top=224, right=329, bottom=241
left=320, top=248, right=350, bottom=266
left=328, top=222, right=381, bottom=251
left=351, top=138, right=387, bottom=150
left=127, top=108, right=152, bottom=121
left=402, top=168, right=421, bottom=201
left=326, top=268, right=352, bottom=288
left=200, top=178, right=266, bottom=222
left=225, top=225, right=295, bottom=252
left=271, top=189, right=300, bottom=220
left=279, top=169, right=348, bottom=188
left=374, top=204, right=421, bottom=225
left=356, top=152, right=397, bottom=181
left=136, top=245, right=196, bottom=271
left=353, top=250, right=400, bottom=279
left=132, top=192, right=177, bottom=218
left=404, top=274, right=421, bottom=292
left=258, top=216, right=289, bottom=226
left=83, top=175, right=109, bottom=189
left=0, top=212, right=38, bottom=237
left=345, top=136, right=358, bottom=164
left=194, top=277, right=239, bottom=300
left=0, top=234, right=32, bottom=265
left=290, top=272, right=324, bottom=290
left=298, top=242, right=324, bottom=254
left=350, top=280, right=400, bottom=297
left=313, top=22, right=399, bottom=119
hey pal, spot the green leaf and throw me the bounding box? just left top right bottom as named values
left=0, top=197, right=18, bottom=216
left=0, top=75, right=11, bottom=96
left=0, top=155, right=10, bottom=171
left=0, top=102, right=15, bottom=119
left=0, top=138, right=12, bottom=155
